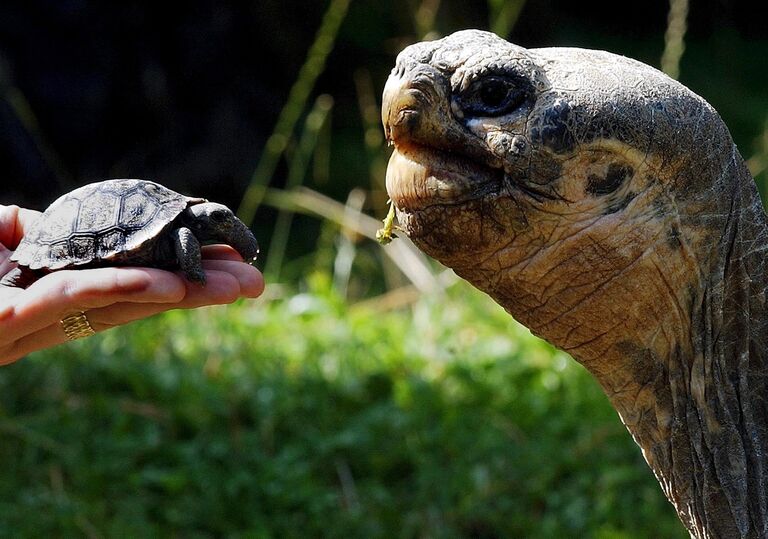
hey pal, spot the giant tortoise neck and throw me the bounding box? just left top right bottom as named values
left=598, top=164, right=767, bottom=539
left=444, top=153, right=768, bottom=538
left=664, top=156, right=768, bottom=539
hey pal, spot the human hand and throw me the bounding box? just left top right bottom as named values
left=0, top=204, right=264, bottom=366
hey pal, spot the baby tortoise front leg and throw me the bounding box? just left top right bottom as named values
left=172, top=227, right=206, bottom=285
left=0, top=267, right=39, bottom=289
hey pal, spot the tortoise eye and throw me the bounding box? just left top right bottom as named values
left=458, top=75, right=527, bottom=117
left=210, top=210, right=228, bottom=223
left=479, top=80, right=509, bottom=108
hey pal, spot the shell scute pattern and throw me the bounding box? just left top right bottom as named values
left=122, top=189, right=159, bottom=228
left=34, top=198, right=79, bottom=244
left=98, top=229, right=126, bottom=255
left=116, top=181, right=192, bottom=254
left=13, top=179, right=191, bottom=271
left=77, top=189, right=120, bottom=232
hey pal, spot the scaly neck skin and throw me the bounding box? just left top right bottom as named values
left=670, top=157, right=768, bottom=539
left=405, top=154, right=768, bottom=538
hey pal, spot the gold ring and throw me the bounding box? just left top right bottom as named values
left=60, top=312, right=96, bottom=341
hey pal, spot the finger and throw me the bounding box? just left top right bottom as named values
left=0, top=244, right=15, bottom=275
left=2, top=269, right=236, bottom=363
left=3, top=267, right=187, bottom=340
left=1, top=265, right=265, bottom=364
left=83, top=302, right=178, bottom=328
left=2, top=261, right=264, bottom=360
left=90, top=269, right=251, bottom=323
left=175, top=268, right=245, bottom=308
left=88, top=265, right=263, bottom=325
left=200, top=259, right=264, bottom=297
left=1, top=321, right=91, bottom=365
left=200, top=244, right=246, bottom=261
left=0, top=272, right=234, bottom=365
left=0, top=205, right=42, bottom=248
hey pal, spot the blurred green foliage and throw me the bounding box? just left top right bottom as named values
left=0, top=277, right=685, bottom=538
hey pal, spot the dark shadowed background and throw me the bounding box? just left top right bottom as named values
left=2, top=0, right=766, bottom=256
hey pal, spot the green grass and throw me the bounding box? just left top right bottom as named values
left=0, top=275, right=685, bottom=538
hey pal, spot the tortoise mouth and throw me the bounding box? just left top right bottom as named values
left=385, top=142, right=503, bottom=213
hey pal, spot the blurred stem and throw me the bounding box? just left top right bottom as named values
left=414, top=0, right=441, bottom=38
left=487, top=0, right=526, bottom=39
left=237, top=0, right=351, bottom=226
left=660, top=0, right=688, bottom=79
left=353, top=69, right=388, bottom=191
left=265, top=95, right=334, bottom=280
left=747, top=116, right=768, bottom=177
left=334, top=188, right=366, bottom=297
left=313, top=102, right=333, bottom=186
left=258, top=186, right=441, bottom=292
left=747, top=116, right=768, bottom=201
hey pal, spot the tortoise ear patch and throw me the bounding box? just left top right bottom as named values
left=603, top=191, right=637, bottom=214
left=586, top=163, right=633, bottom=196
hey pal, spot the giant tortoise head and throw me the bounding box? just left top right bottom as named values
left=382, top=30, right=767, bottom=538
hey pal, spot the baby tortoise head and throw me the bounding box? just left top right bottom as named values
left=182, top=202, right=260, bottom=263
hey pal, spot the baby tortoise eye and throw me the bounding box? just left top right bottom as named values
left=210, top=210, right=229, bottom=223
left=457, top=75, right=528, bottom=117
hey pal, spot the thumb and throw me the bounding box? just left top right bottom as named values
left=0, top=205, right=42, bottom=249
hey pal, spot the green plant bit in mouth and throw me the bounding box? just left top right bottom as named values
left=376, top=200, right=398, bottom=245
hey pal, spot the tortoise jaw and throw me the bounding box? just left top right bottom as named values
left=219, top=218, right=259, bottom=263
left=386, top=142, right=503, bottom=213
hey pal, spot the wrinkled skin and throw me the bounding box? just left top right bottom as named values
left=382, top=30, right=768, bottom=538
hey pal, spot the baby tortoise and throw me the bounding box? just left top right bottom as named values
left=1, top=179, right=259, bottom=288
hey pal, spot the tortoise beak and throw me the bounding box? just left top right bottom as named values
left=226, top=218, right=260, bottom=263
